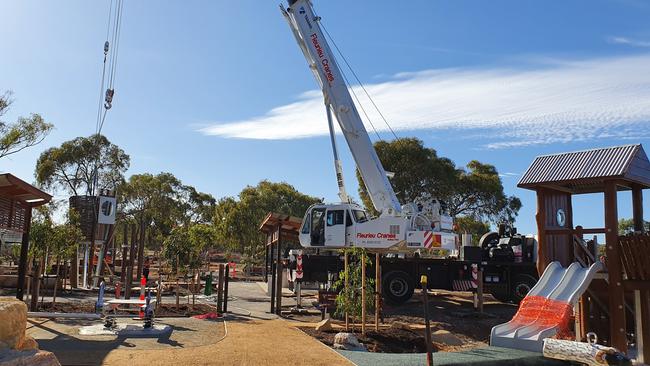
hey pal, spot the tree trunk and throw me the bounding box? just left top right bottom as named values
left=52, top=256, right=61, bottom=305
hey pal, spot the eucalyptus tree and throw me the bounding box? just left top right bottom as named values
left=213, top=181, right=320, bottom=260
left=0, top=91, right=53, bottom=160
left=35, top=134, right=130, bottom=196
left=357, top=138, right=522, bottom=229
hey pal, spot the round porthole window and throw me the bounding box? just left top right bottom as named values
left=556, top=208, right=566, bottom=227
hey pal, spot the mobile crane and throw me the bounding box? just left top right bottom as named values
left=279, top=0, right=538, bottom=304
left=281, top=0, right=456, bottom=251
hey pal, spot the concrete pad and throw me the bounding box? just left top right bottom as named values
left=79, top=323, right=171, bottom=336
left=27, top=317, right=225, bottom=366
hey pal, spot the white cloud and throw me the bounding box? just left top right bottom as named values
left=607, top=36, right=650, bottom=48
left=199, top=54, right=650, bottom=148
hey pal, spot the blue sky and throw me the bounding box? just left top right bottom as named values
left=1, top=0, right=649, bottom=235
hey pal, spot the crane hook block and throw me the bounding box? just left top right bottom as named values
left=104, top=88, right=114, bottom=110
left=104, top=41, right=109, bottom=54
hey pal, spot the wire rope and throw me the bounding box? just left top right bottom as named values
left=321, top=22, right=399, bottom=140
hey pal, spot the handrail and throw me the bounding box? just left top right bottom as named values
left=573, top=234, right=596, bottom=267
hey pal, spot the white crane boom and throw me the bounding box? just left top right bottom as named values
left=281, top=0, right=401, bottom=216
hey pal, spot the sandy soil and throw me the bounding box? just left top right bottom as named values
left=102, top=318, right=352, bottom=366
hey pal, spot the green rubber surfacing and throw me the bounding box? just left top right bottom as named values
left=337, top=346, right=569, bottom=366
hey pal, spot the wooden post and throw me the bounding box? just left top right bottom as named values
left=136, top=220, right=146, bottom=284
left=70, top=244, right=79, bottom=289
left=270, top=247, right=276, bottom=314
left=535, top=189, right=547, bottom=276
left=275, top=226, right=283, bottom=315
left=375, top=253, right=380, bottom=331
left=264, top=240, right=269, bottom=282
left=604, top=180, right=626, bottom=352
left=16, top=207, right=32, bottom=301
left=30, top=261, right=40, bottom=311
left=632, top=185, right=644, bottom=233
left=634, top=290, right=646, bottom=363
left=223, top=263, right=230, bottom=313
left=361, top=251, right=366, bottom=336
left=125, top=224, right=137, bottom=299
left=477, top=267, right=484, bottom=313
left=87, top=197, right=98, bottom=287
left=175, top=255, right=180, bottom=310
left=119, top=225, right=128, bottom=289
left=641, top=290, right=650, bottom=363
left=217, top=263, right=225, bottom=313
left=421, top=275, right=433, bottom=366
left=344, top=251, right=349, bottom=331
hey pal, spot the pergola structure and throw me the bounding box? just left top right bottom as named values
left=0, top=173, right=52, bottom=300
left=259, top=212, right=301, bottom=315
left=518, top=144, right=650, bottom=356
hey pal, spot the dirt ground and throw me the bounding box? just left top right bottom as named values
left=102, top=318, right=352, bottom=366
left=290, top=289, right=518, bottom=353
left=38, top=300, right=219, bottom=317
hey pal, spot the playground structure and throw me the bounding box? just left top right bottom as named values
left=491, top=260, right=603, bottom=351
left=0, top=173, right=52, bottom=304
left=500, top=144, right=650, bottom=361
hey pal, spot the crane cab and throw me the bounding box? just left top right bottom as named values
left=299, top=203, right=369, bottom=248
left=299, top=203, right=410, bottom=249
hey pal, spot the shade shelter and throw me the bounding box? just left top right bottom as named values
left=0, top=173, right=52, bottom=300
left=518, top=144, right=650, bottom=355
left=259, top=212, right=301, bottom=315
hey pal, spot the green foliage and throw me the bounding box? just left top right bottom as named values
left=213, top=180, right=320, bottom=259
left=28, top=206, right=83, bottom=259
left=618, top=218, right=650, bottom=235
left=333, top=248, right=375, bottom=319
left=454, top=216, right=491, bottom=245
left=162, top=224, right=214, bottom=273
left=35, top=134, right=130, bottom=195
left=357, top=138, right=521, bottom=224
left=118, top=172, right=216, bottom=251
left=0, top=91, right=53, bottom=159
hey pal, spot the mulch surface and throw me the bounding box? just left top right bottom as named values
left=297, top=290, right=519, bottom=354
left=301, top=327, right=432, bottom=353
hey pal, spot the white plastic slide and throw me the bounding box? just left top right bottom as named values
left=490, top=260, right=604, bottom=352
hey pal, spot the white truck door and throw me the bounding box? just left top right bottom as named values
left=324, top=209, right=346, bottom=247
left=345, top=210, right=355, bottom=246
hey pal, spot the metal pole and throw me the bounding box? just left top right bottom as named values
left=421, top=275, right=433, bottom=366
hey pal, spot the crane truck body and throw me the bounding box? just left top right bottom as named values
left=281, top=0, right=456, bottom=252
left=279, top=0, right=538, bottom=304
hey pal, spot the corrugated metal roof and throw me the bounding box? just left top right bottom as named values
left=518, top=144, right=650, bottom=191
